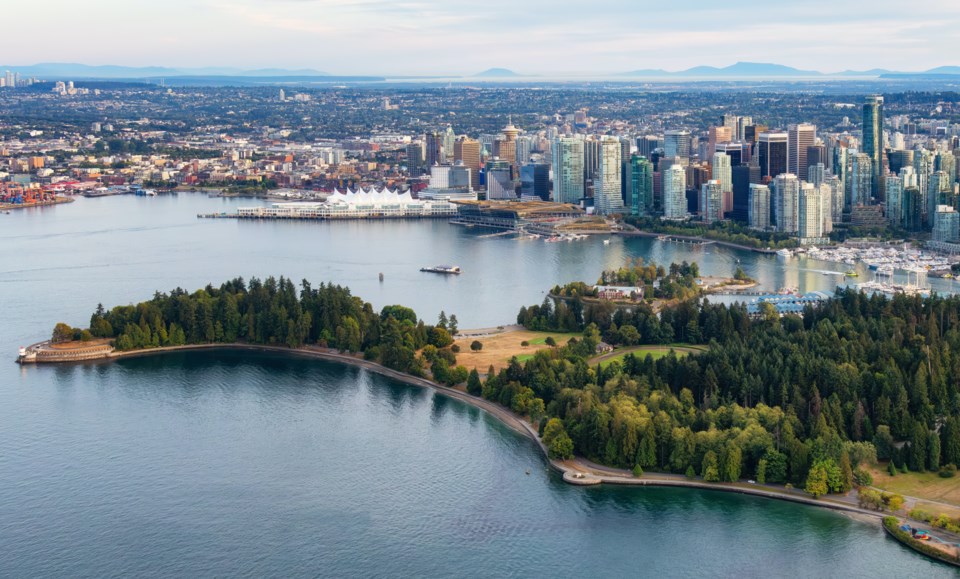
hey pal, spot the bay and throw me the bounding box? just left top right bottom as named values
left=0, top=195, right=953, bottom=577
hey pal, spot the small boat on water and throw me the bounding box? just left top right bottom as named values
left=420, top=265, right=461, bottom=275
left=845, top=270, right=859, bottom=277
left=603, top=239, right=611, bottom=245
left=776, top=248, right=792, bottom=258
left=379, top=272, right=384, bottom=282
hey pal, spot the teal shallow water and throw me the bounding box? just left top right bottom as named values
left=0, top=196, right=954, bottom=576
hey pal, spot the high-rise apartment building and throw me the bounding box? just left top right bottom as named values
left=788, top=123, right=816, bottom=177
left=934, top=205, right=960, bottom=242
left=886, top=174, right=903, bottom=227
left=825, top=175, right=844, bottom=224
left=595, top=137, right=624, bottom=215
left=773, top=173, right=800, bottom=233
left=748, top=184, right=771, bottom=230
left=700, top=180, right=723, bottom=222
left=662, top=164, right=687, bottom=219
left=798, top=182, right=826, bottom=241
left=552, top=137, right=585, bottom=205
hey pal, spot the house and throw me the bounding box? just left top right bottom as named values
left=596, top=342, right=614, bottom=354
left=593, top=285, right=643, bottom=301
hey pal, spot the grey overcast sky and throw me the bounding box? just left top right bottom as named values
left=4, top=0, right=959, bottom=74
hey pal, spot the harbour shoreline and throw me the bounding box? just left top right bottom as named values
left=22, top=340, right=894, bottom=523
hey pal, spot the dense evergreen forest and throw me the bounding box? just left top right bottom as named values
left=71, top=276, right=465, bottom=381
left=505, top=284, right=960, bottom=497
left=62, top=272, right=960, bottom=500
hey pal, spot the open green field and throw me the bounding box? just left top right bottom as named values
left=592, top=344, right=707, bottom=368
left=869, top=464, right=960, bottom=514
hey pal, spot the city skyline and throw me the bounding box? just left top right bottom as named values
left=3, top=0, right=960, bottom=75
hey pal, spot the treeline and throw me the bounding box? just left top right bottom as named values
left=626, top=217, right=799, bottom=250
left=505, top=287, right=960, bottom=496
left=80, top=276, right=461, bottom=377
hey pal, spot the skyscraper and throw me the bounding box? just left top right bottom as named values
left=798, top=182, right=825, bottom=241
left=552, top=137, right=585, bottom=205
left=595, top=137, right=624, bottom=215
left=700, top=180, right=723, bottom=222
left=708, top=126, right=733, bottom=156
left=711, top=152, right=733, bottom=214
left=405, top=142, right=425, bottom=177
left=454, top=137, right=482, bottom=192
left=748, top=184, right=771, bottom=230
left=662, top=164, right=687, bottom=219
left=808, top=163, right=826, bottom=187
left=663, top=130, right=692, bottom=164
left=850, top=153, right=873, bottom=206
left=787, top=123, right=816, bottom=177
left=629, top=155, right=654, bottom=216
left=807, top=144, right=827, bottom=174
left=825, top=175, right=844, bottom=224
left=520, top=163, right=550, bottom=201
left=637, top=135, right=662, bottom=158
left=485, top=159, right=514, bottom=200
left=862, top=95, right=884, bottom=199
left=833, top=146, right=849, bottom=208
left=758, top=132, right=788, bottom=179
left=933, top=205, right=959, bottom=242
left=886, top=174, right=904, bottom=227
left=773, top=173, right=800, bottom=233
left=426, top=131, right=444, bottom=166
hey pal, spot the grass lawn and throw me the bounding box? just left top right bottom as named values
left=868, top=464, right=960, bottom=513
left=453, top=330, right=579, bottom=373
left=595, top=346, right=692, bottom=368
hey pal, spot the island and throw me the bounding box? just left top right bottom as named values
left=18, top=266, right=960, bottom=565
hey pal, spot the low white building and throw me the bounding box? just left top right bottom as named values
left=237, top=188, right=457, bottom=219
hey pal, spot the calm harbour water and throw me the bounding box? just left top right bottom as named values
left=0, top=195, right=954, bottom=577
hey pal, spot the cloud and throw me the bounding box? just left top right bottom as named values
left=1, top=0, right=958, bottom=74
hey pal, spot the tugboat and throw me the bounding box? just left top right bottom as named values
left=420, top=265, right=461, bottom=275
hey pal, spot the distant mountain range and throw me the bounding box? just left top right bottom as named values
left=4, top=61, right=960, bottom=81
left=473, top=68, right=521, bottom=78
left=0, top=63, right=330, bottom=78
left=619, top=61, right=960, bottom=78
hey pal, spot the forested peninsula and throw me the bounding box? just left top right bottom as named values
left=47, top=269, right=960, bottom=513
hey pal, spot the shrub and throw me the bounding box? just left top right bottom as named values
left=520, top=340, right=530, bottom=347
left=888, top=462, right=897, bottom=476
left=451, top=344, right=460, bottom=353
left=470, top=340, right=483, bottom=352
left=685, top=465, right=696, bottom=479
left=939, top=464, right=957, bottom=478
left=632, top=464, right=643, bottom=478
left=853, top=467, right=873, bottom=487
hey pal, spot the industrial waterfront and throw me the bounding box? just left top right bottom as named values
left=1, top=194, right=956, bottom=577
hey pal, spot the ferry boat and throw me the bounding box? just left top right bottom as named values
left=420, top=265, right=461, bottom=275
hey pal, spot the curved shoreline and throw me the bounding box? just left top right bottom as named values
left=618, top=229, right=778, bottom=254
left=67, top=341, right=897, bottom=522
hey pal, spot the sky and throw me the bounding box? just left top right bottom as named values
left=4, top=0, right=960, bottom=75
